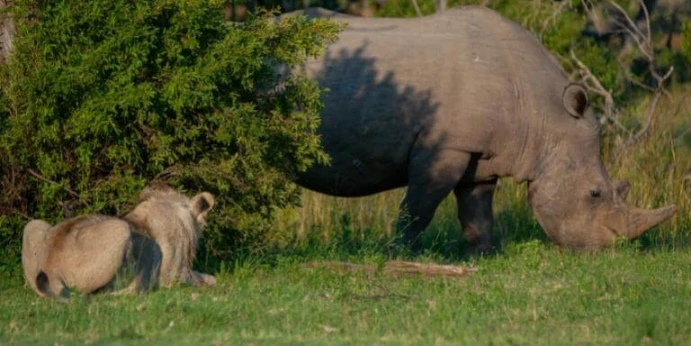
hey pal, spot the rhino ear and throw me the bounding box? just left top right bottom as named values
left=563, top=83, right=589, bottom=118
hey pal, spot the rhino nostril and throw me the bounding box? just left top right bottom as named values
left=590, top=190, right=601, bottom=198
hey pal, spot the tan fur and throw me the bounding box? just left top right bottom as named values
left=21, top=220, right=52, bottom=297
left=21, top=186, right=216, bottom=299
left=125, top=185, right=216, bottom=287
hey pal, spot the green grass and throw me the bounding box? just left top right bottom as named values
left=1, top=171, right=689, bottom=344
left=2, top=245, right=690, bottom=345
left=1, top=76, right=689, bottom=346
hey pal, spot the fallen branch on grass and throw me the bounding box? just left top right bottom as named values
left=301, top=260, right=476, bottom=278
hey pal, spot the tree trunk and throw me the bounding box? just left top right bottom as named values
left=436, top=0, right=446, bottom=13
left=0, top=0, right=15, bottom=62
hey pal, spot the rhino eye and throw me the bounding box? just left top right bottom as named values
left=590, top=190, right=601, bottom=198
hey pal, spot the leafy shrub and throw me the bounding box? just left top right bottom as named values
left=0, top=0, right=342, bottom=266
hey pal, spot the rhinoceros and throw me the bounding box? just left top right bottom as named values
left=289, top=7, right=676, bottom=251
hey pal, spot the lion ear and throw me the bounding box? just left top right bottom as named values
left=191, top=192, right=215, bottom=224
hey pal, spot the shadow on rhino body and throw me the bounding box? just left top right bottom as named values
left=295, top=39, right=547, bottom=255
left=297, top=41, right=441, bottom=196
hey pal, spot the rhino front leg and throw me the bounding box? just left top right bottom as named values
left=398, top=150, right=471, bottom=250
left=454, top=181, right=495, bottom=255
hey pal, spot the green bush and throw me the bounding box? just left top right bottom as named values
left=0, top=0, right=342, bottom=266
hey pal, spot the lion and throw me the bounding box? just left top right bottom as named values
left=21, top=185, right=216, bottom=299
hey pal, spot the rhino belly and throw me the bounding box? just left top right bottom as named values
left=295, top=126, right=413, bottom=196
left=295, top=162, right=407, bottom=197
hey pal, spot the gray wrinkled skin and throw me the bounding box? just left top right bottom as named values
left=291, top=7, right=676, bottom=251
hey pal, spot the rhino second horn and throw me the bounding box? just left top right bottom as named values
left=613, top=180, right=630, bottom=200
left=625, top=205, right=677, bottom=239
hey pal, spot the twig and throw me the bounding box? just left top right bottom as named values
left=625, top=70, right=657, bottom=92
left=541, top=0, right=569, bottom=34
left=436, top=0, right=446, bottom=13
left=602, top=0, right=673, bottom=149
left=569, top=50, right=632, bottom=135
left=580, top=0, right=596, bottom=22
left=609, top=0, right=673, bottom=88
left=411, top=0, right=422, bottom=17
left=626, top=91, right=661, bottom=145
left=151, top=167, right=179, bottom=184
left=0, top=207, right=30, bottom=219
left=675, top=126, right=691, bottom=143
left=27, top=169, right=88, bottom=206
left=609, top=1, right=653, bottom=60
left=301, top=260, right=476, bottom=278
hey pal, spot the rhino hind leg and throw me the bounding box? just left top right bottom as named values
left=454, top=181, right=496, bottom=255
left=398, top=150, right=471, bottom=250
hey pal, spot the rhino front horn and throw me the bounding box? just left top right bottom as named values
left=625, top=205, right=678, bottom=239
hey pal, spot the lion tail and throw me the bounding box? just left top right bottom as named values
left=36, top=271, right=68, bottom=300
left=35, top=271, right=54, bottom=297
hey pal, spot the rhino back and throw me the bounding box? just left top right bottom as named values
left=298, top=7, right=568, bottom=195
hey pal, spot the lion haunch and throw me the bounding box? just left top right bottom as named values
left=21, top=186, right=216, bottom=299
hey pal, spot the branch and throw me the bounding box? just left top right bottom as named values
left=626, top=91, right=661, bottom=145
left=625, top=70, right=657, bottom=92
left=0, top=206, right=29, bottom=219
left=27, top=169, right=88, bottom=206
left=541, top=0, right=570, bottom=34
left=609, top=0, right=674, bottom=88
left=580, top=0, right=597, bottom=22
left=604, top=0, right=674, bottom=149
left=436, top=0, right=446, bottom=13
left=569, top=50, right=632, bottom=135
left=151, top=167, right=179, bottom=184
left=609, top=1, right=653, bottom=60
left=675, top=126, right=691, bottom=143
left=411, top=0, right=422, bottom=17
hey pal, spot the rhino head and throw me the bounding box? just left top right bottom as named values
left=527, top=84, right=677, bottom=249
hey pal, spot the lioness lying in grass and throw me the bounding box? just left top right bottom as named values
left=21, top=185, right=216, bottom=299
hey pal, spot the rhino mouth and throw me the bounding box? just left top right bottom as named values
left=601, top=224, right=624, bottom=242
